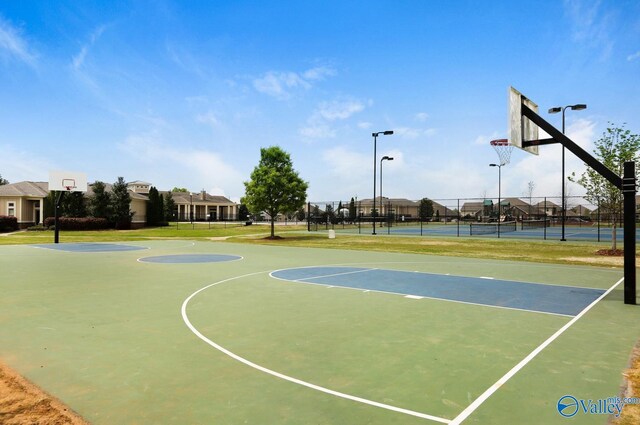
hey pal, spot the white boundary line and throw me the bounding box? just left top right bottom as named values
left=448, top=276, right=624, bottom=425
left=294, top=267, right=376, bottom=281
left=181, top=270, right=451, bottom=424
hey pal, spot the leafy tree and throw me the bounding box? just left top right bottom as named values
left=61, top=192, right=87, bottom=217
left=147, top=187, right=163, bottom=225
left=419, top=198, right=434, bottom=221
left=172, top=187, right=189, bottom=193
left=88, top=181, right=111, bottom=219
left=325, top=204, right=336, bottom=224
left=242, top=146, right=308, bottom=238
left=110, top=177, right=133, bottom=229
left=349, top=197, right=356, bottom=221
left=570, top=123, right=640, bottom=250
left=0, top=174, right=8, bottom=185
left=164, top=191, right=176, bottom=222
left=43, top=192, right=55, bottom=220
left=238, top=204, right=250, bottom=221
left=296, top=206, right=306, bottom=221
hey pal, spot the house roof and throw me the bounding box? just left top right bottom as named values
left=128, top=180, right=152, bottom=186
left=0, top=181, right=49, bottom=197
left=162, top=191, right=235, bottom=205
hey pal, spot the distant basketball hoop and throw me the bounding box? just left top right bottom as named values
left=62, top=179, right=76, bottom=191
left=490, top=139, right=514, bottom=165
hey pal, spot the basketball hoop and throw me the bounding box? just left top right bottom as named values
left=490, top=139, right=514, bottom=165
left=62, top=179, right=76, bottom=191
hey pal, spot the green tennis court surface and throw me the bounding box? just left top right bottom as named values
left=0, top=240, right=638, bottom=424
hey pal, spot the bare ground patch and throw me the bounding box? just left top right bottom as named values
left=560, top=256, right=624, bottom=267
left=0, top=360, right=88, bottom=425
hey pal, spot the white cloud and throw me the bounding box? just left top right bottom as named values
left=358, top=122, right=372, bottom=129
left=317, top=100, right=365, bottom=121
left=0, top=17, right=36, bottom=65
left=415, top=112, right=429, bottom=122
left=300, top=98, right=367, bottom=140
left=299, top=124, right=336, bottom=139
left=563, top=0, right=614, bottom=58
left=473, top=132, right=502, bottom=146
left=0, top=144, right=52, bottom=182
left=252, top=66, right=336, bottom=99
left=253, top=71, right=310, bottom=99
left=322, top=146, right=370, bottom=180
left=71, top=25, right=106, bottom=70
left=393, top=126, right=437, bottom=139
left=118, top=132, right=244, bottom=198
left=302, top=66, right=337, bottom=81
left=196, top=111, right=220, bottom=129
left=627, top=51, right=640, bottom=61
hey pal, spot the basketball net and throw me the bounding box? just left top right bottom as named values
left=490, top=139, right=513, bottom=165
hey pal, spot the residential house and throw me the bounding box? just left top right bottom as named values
left=0, top=181, right=48, bottom=228
left=0, top=180, right=238, bottom=229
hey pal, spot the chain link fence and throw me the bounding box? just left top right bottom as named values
left=306, top=196, right=633, bottom=242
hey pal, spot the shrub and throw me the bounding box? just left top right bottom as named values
left=0, top=216, right=19, bottom=232
left=43, top=217, right=110, bottom=231
left=27, top=224, right=47, bottom=231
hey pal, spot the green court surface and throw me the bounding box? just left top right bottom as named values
left=1, top=240, right=638, bottom=424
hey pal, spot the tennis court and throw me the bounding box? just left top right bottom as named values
left=332, top=221, right=638, bottom=242
left=0, top=240, right=638, bottom=424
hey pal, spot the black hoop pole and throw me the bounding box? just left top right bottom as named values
left=623, top=161, right=637, bottom=304
left=54, top=191, right=65, bottom=244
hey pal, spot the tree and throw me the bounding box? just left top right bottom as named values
left=147, top=187, right=163, bottom=226
left=164, top=191, right=176, bottom=222
left=110, top=177, right=133, bottom=229
left=172, top=187, right=189, bottom=193
left=295, top=206, right=306, bottom=221
left=88, top=181, right=111, bottom=219
left=242, top=146, right=308, bottom=238
left=61, top=192, right=87, bottom=217
left=349, top=197, right=356, bottom=221
left=418, top=198, right=434, bottom=221
left=570, top=123, right=640, bottom=250
left=0, top=174, right=8, bottom=185
left=238, top=204, right=250, bottom=221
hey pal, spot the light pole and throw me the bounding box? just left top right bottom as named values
left=372, top=130, right=393, bottom=235
left=549, top=104, right=587, bottom=241
left=490, top=163, right=503, bottom=238
left=380, top=156, right=394, bottom=228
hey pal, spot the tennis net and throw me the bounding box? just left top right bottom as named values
left=470, top=221, right=517, bottom=236
left=521, top=220, right=551, bottom=230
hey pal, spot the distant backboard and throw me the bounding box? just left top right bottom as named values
left=509, top=87, right=539, bottom=155
left=48, top=171, right=88, bottom=192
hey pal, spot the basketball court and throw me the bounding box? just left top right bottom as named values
left=0, top=240, right=637, bottom=424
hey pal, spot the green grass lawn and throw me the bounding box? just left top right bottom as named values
left=0, top=223, right=629, bottom=268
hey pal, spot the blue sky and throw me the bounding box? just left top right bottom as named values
left=1, top=1, right=639, bottom=203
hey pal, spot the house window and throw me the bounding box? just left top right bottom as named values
left=7, top=202, right=15, bottom=217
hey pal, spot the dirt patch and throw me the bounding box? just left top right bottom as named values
left=597, top=249, right=625, bottom=256
left=0, top=360, right=88, bottom=425
left=613, top=344, right=640, bottom=424
left=208, top=236, right=232, bottom=241
left=262, top=235, right=284, bottom=240
left=560, top=256, right=625, bottom=267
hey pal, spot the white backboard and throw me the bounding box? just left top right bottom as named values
left=509, top=86, right=539, bottom=155
left=48, top=170, right=88, bottom=192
